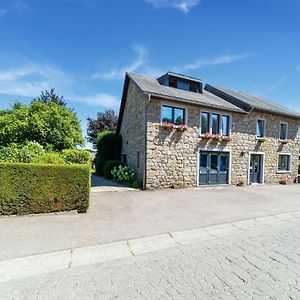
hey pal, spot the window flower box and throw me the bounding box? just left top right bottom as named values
left=161, top=122, right=188, bottom=132
left=202, top=132, right=231, bottom=142
left=257, top=137, right=267, bottom=143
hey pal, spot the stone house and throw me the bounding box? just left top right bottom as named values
left=117, top=72, right=300, bottom=189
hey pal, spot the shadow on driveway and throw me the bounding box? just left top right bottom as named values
left=91, top=174, right=136, bottom=192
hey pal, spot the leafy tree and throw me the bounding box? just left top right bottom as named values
left=35, top=88, right=67, bottom=107
left=0, top=100, right=84, bottom=151
left=87, top=109, right=118, bottom=145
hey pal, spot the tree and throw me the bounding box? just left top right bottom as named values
left=87, top=109, right=118, bottom=145
left=35, top=88, right=67, bottom=107
left=0, top=100, right=84, bottom=151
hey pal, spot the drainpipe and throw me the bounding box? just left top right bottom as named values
left=143, top=93, right=151, bottom=190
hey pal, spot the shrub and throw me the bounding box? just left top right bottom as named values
left=111, top=165, right=135, bottom=183
left=32, top=152, right=65, bottom=164
left=0, top=163, right=90, bottom=215
left=95, top=132, right=122, bottom=176
left=61, top=149, right=91, bottom=165
left=0, top=142, right=45, bottom=163
left=103, top=160, right=123, bottom=179
left=132, top=180, right=143, bottom=190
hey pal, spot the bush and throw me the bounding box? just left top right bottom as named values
left=111, top=165, right=135, bottom=183
left=103, top=160, right=123, bottom=179
left=132, top=180, right=143, bottom=190
left=0, top=142, right=45, bottom=163
left=0, top=163, right=90, bottom=215
left=32, top=152, right=65, bottom=164
left=61, top=149, right=91, bottom=165
left=95, top=132, right=122, bottom=176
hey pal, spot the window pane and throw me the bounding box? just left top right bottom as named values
left=220, top=155, right=228, bottom=173
left=222, top=115, right=229, bottom=136
left=212, top=114, right=220, bottom=134
left=174, top=108, right=184, bottom=125
left=278, top=155, right=290, bottom=171
left=177, top=80, right=190, bottom=91
left=201, top=112, right=209, bottom=134
left=210, top=154, right=218, bottom=174
left=162, top=106, right=173, bottom=123
left=200, top=153, right=208, bottom=174
left=280, top=123, right=287, bottom=140
left=256, top=119, right=265, bottom=137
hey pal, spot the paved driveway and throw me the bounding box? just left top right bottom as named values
left=0, top=184, right=300, bottom=261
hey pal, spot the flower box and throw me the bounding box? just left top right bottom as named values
left=202, top=132, right=232, bottom=142
left=161, top=122, right=188, bottom=132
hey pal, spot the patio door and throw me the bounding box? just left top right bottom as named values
left=199, top=151, right=230, bottom=185
left=249, top=154, right=263, bottom=184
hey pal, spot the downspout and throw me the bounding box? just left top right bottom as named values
left=143, top=93, right=151, bottom=190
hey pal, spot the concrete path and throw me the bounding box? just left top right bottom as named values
left=1, top=211, right=300, bottom=284
left=1, top=184, right=300, bottom=261
left=91, top=174, right=136, bottom=192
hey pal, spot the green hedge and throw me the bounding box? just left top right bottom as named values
left=0, top=163, right=90, bottom=215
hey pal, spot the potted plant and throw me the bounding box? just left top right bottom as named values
left=236, top=178, right=246, bottom=186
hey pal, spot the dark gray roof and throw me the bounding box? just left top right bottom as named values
left=127, top=72, right=245, bottom=113
left=205, top=84, right=300, bottom=120
left=158, top=71, right=202, bottom=84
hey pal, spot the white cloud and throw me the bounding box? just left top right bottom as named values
left=145, top=0, right=200, bottom=13
left=73, top=93, right=119, bottom=108
left=182, top=54, right=249, bottom=71
left=92, top=45, right=148, bottom=80
left=0, top=8, right=8, bottom=17
left=0, top=59, right=119, bottom=108
left=0, top=0, right=30, bottom=18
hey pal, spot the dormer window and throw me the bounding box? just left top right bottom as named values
left=158, top=72, right=203, bottom=94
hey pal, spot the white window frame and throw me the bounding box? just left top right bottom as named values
left=199, top=109, right=232, bottom=137
left=256, top=118, right=267, bottom=139
left=279, top=122, right=288, bottom=141
left=277, top=153, right=292, bottom=173
left=160, top=102, right=188, bottom=126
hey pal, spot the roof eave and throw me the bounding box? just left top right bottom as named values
left=149, top=92, right=247, bottom=114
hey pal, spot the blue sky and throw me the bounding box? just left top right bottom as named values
left=0, top=0, right=300, bottom=148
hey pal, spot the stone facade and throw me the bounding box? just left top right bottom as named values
left=120, top=80, right=148, bottom=183
left=120, top=87, right=300, bottom=190
left=145, top=99, right=299, bottom=189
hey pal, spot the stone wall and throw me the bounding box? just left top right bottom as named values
left=146, top=99, right=300, bottom=189
left=119, top=81, right=148, bottom=183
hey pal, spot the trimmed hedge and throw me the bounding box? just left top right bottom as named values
left=0, top=163, right=90, bottom=215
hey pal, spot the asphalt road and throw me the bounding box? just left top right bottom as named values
left=2, top=215, right=300, bottom=299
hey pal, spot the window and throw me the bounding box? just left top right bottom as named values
left=279, top=122, right=288, bottom=140
left=161, top=105, right=185, bottom=125
left=177, top=80, right=190, bottom=91
left=256, top=119, right=266, bottom=138
left=200, top=111, right=231, bottom=136
left=211, top=114, right=220, bottom=134
left=201, top=112, right=209, bottom=134
left=221, top=115, right=230, bottom=136
left=278, top=154, right=291, bottom=172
